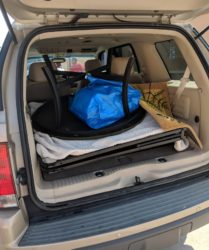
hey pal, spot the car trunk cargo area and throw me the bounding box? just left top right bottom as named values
left=19, top=24, right=209, bottom=205
left=40, top=129, right=183, bottom=181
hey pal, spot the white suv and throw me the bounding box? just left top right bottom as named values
left=0, top=1, right=209, bottom=249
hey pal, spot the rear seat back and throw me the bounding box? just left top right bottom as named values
left=77, top=59, right=103, bottom=88
left=111, top=57, right=129, bottom=76
left=85, top=59, right=102, bottom=73
left=84, top=57, right=142, bottom=83
left=111, top=57, right=143, bottom=83
left=27, top=62, right=72, bottom=102
left=28, top=62, right=51, bottom=82
left=27, top=62, right=54, bottom=102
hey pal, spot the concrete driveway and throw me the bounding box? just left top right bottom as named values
left=168, top=224, right=209, bottom=250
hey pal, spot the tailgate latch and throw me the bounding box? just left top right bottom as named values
left=17, top=168, right=27, bottom=185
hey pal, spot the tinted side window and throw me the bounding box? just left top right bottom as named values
left=156, top=40, right=189, bottom=80
left=111, top=44, right=140, bottom=73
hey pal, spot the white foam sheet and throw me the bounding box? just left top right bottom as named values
left=35, top=114, right=164, bottom=163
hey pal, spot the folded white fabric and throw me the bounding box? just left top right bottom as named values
left=35, top=114, right=163, bottom=163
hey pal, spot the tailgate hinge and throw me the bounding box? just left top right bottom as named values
left=158, top=14, right=173, bottom=24
left=43, top=13, right=60, bottom=25
left=17, top=168, right=27, bottom=185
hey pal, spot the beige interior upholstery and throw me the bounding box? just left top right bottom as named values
left=27, top=62, right=72, bottom=102
left=168, top=84, right=201, bottom=135
left=111, top=57, right=129, bottom=76
left=111, top=57, right=142, bottom=83
left=85, top=59, right=101, bottom=72
left=29, top=62, right=49, bottom=82
left=77, top=59, right=103, bottom=88
left=29, top=61, right=57, bottom=81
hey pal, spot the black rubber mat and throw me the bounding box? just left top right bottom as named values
left=19, top=169, right=209, bottom=246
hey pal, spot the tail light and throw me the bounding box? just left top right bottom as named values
left=0, top=143, right=17, bottom=208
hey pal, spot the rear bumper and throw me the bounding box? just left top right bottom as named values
left=77, top=208, right=209, bottom=250
left=0, top=208, right=27, bottom=250
left=12, top=171, right=209, bottom=249
left=3, top=207, right=209, bottom=250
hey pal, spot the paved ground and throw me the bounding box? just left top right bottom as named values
left=168, top=224, right=209, bottom=250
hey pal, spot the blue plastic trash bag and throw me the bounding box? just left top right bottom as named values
left=69, top=75, right=141, bottom=129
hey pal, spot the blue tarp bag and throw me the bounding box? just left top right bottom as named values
left=69, top=75, right=141, bottom=129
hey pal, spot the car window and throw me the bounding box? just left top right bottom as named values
left=27, top=53, right=96, bottom=74
left=98, top=50, right=108, bottom=66
left=111, top=44, right=140, bottom=73
left=156, top=40, right=197, bottom=88
left=65, top=54, right=96, bottom=73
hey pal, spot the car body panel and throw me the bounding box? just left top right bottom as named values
left=0, top=1, right=209, bottom=248
left=3, top=0, right=209, bottom=25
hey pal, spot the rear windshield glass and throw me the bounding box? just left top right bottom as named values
left=27, top=52, right=96, bottom=74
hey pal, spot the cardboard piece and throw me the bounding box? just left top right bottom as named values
left=132, top=82, right=202, bottom=148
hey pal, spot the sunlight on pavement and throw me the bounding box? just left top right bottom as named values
left=167, top=224, right=209, bottom=250
left=185, top=224, right=209, bottom=250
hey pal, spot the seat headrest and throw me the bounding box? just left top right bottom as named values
left=85, top=59, right=102, bottom=73
left=29, top=62, right=56, bottom=82
left=111, top=57, right=130, bottom=76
